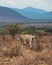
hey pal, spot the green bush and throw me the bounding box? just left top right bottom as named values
left=35, top=30, right=47, bottom=35
left=0, top=28, right=7, bottom=35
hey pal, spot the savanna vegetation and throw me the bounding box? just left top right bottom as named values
left=0, top=23, right=52, bottom=65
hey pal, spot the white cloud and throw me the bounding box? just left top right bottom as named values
left=1, top=0, right=16, bottom=6
left=5, top=0, right=16, bottom=5
left=0, top=0, right=52, bottom=11
left=16, top=0, right=52, bottom=11
left=27, top=0, right=52, bottom=11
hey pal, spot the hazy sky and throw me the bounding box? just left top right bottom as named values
left=0, top=0, right=52, bottom=11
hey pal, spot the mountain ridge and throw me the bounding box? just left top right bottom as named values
left=13, top=7, right=52, bottom=19
left=0, top=6, right=32, bottom=23
left=0, top=6, right=52, bottom=25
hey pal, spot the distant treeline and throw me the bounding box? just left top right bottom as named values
left=0, top=24, right=52, bottom=36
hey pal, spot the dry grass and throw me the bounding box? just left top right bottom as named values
left=0, top=34, right=52, bottom=65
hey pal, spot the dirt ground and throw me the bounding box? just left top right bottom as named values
left=0, top=34, right=52, bottom=65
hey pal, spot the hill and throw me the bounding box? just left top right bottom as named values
left=0, top=6, right=52, bottom=25
left=0, top=6, right=31, bottom=23
left=41, top=12, right=52, bottom=19
left=13, top=7, right=52, bottom=19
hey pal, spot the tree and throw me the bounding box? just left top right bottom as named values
left=35, top=30, right=46, bottom=51
left=4, top=24, right=23, bottom=39
left=0, top=28, right=7, bottom=35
